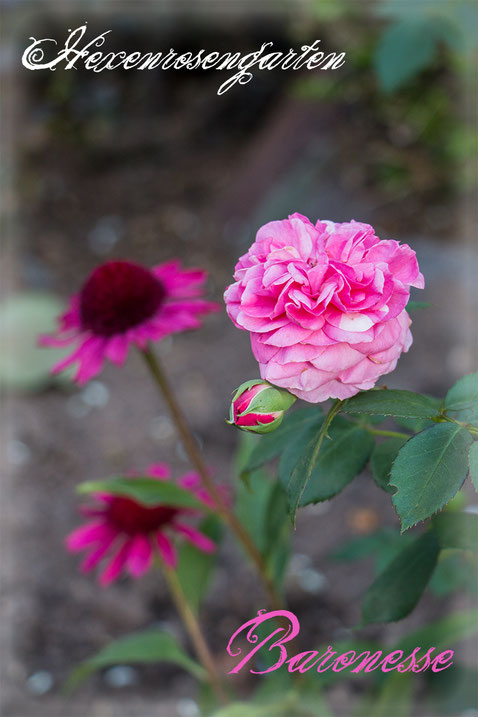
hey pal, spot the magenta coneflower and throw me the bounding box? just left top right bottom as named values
left=66, top=463, right=217, bottom=586
left=40, top=259, right=220, bottom=384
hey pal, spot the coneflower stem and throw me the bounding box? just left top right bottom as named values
left=141, top=346, right=284, bottom=613
left=159, top=558, right=229, bottom=705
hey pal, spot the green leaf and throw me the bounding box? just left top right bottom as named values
left=373, top=533, right=417, bottom=573
left=453, top=407, right=478, bottom=426
left=210, top=693, right=330, bottom=717
left=277, top=421, right=319, bottom=493
left=332, top=528, right=415, bottom=574
left=370, top=437, right=407, bottom=492
left=177, top=516, right=222, bottom=613
left=236, top=471, right=279, bottom=555
left=426, top=663, right=478, bottom=715
left=277, top=415, right=372, bottom=518
left=263, top=483, right=291, bottom=587
left=307, top=639, right=382, bottom=689
left=238, top=668, right=294, bottom=705
left=394, top=415, right=435, bottom=433
left=428, top=551, right=475, bottom=597
left=444, top=490, right=468, bottom=512
left=431, top=512, right=478, bottom=553
left=0, top=292, right=69, bottom=392
left=242, top=407, right=323, bottom=474
left=298, top=420, right=374, bottom=506
left=406, top=301, right=431, bottom=311
left=332, top=532, right=390, bottom=562
left=361, top=532, right=440, bottom=625
left=469, top=442, right=478, bottom=491
left=375, top=0, right=478, bottom=53
left=234, top=432, right=258, bottom=473
left=396, top=607, right=478, bottom=654
left=445, top=372, right=478, bottom=413
left=281, top=429, right=318, bottom=519
left=77, top=477, right=205, bottom=509
left=210, top=705, right=262, bottom=717
left=365, top=672, right=414, bottom=717
left=390, top=424, right=473, bottom=531
left=263, top=483, right=289, bottom=554
left=235, top=471, right=290, bottom=587
left=342, top=390, right=440, bottom=419
left=351, top=413, right=389, bottom=425
left=374, top=18, right=439, bottom=92
left=66, top=629, right=205, bottom=690
left=266, top=536, right=290, bottom=591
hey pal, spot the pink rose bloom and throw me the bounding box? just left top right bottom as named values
left=224, top=214, right=424, bottom=403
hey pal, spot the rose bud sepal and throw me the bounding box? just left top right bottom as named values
left=227, top=379, right=296, bottom=434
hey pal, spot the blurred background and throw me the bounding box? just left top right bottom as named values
left=1, top=1, right=477, bottom=715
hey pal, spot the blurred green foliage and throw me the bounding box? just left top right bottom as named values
left=297, top=0, right=478, bottom=200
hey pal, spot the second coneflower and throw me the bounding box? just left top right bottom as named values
left=67, top=463, right=217, bottom=586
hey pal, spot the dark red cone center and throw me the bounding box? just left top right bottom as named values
left=108, top=496, right=179, bottom=535
left=79, top=261, right=166, bottom=337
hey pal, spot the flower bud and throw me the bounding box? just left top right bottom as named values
left=227, top=379, right=296, bottom=434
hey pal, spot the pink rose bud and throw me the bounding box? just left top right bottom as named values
left=227, top=379, right=296, bottom=434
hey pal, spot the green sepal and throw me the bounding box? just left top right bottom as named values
left=227, top=379, right=296, bottom=432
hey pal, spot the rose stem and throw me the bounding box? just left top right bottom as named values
left=141, top=346, right=284, bottom=613
left=159, top=557, right=229, bottom=705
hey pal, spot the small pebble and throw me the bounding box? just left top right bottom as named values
left=150, top=415, right=174, bottom=441
left=88, top=215, right=123, bottom=256
left=26, top=670, right=54, bottom=695
left=7, top=439, right=31, bottom=466
left=289, top=553, right=311, bottom=572
left=297, top=568, right=327, bottom=595
left=66, top=395, right=91, bottom=419
left=81, top=380, right=110, bottom=408
left=102, top=665, right=138, bottom=688
left=176, top=698, right=200, bottom=717
left=148, top=620, right=182, bottom=640
left=333, top=627, right=354, bottom=641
